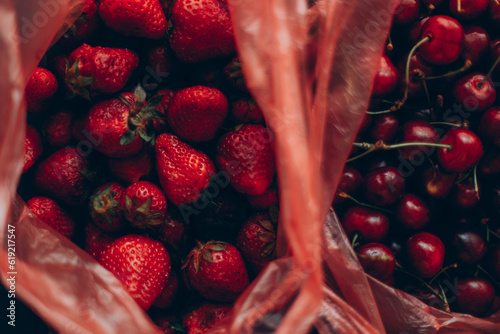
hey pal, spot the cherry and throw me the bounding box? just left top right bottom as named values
left=371, top=55, right=399, bottom=97
left=398, top=120, right=438, bottom=160
left=409, top=16, right=431, bottom=45
left=420, top=164, right=457, bottom=198
left=454, top=278, right=495, bottom=317
left=358, top=113, right=372, bottom=134
left=480, top=107, right=500, bottom=148
left=449, top=0, right=488, bottom=20
left=452, top=73, right=496, bottom=112
left=406, top=232, right=445, bottom=278
left=363, top=152, right=397, bottom=173
left=393, top=0, right=421, bottom=25
left=367, top=114, right=399, bottom=144
left=487, top=244, right=500, bottom=279
left=491, top=0, right=500, bottom=27
left=447, top=177, right=479, bottom=209
left=356, top=243, right=395, bottom=281
left=396, top=193, right=430, bottom=231
left=363, top=166, right=406, bottom=206
left=462, top=26, right=490, bottom=66
left=419, top=15, right=465, bottom=65
left=341, top=206, right=390, bottom=243
left=450, top=227, right=487, bottom=265
left=397, top=53, right=434, bottom=98
left=333, top=166, right=363, bottom=204
left=479, top=151, right=500, bottom=177
left=437, top=128, right=484, bottom=173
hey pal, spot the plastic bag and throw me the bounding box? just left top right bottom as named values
left=1, top=0, right=499, bottom=334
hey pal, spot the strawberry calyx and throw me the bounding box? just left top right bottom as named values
left=64, top=58, right=94, bottom=100
left=182, top=240, right=229, bottom=273
left=123, top=194, right=164, bottom=229
left=225, top=58, right=246, bottom=90
left=256, top=218, right=277, bottom=258
left=90, top=184, right=121, bottom=226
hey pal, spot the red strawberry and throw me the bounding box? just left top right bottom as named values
left=57, top=0, right=99, bottom=48
left=169, top=0, right=235, bottom=63
left=183, top=241, right=249, bottom=302
left=98, top=235, right=171, bottom=310
left=64, top=44, right=139, bottom=99
left=155, top=133, right=216, bottom=205
left=89, top=182, right=125, bottom=232
left=33, top=146, right=92, bottom=206
left=153, top=314, right=184, bottom=334
left=154, top=88, right=175, bottom=133
left=236, top=213, right=277, bottom=274
left=216, top=124, right=276, bottom=195
left=147, top=45, right=175, bottom=85
left=106, top=148, right=153, bottom=184
left=224, top=57, right=247, bottom=92
left=156, top=213, right=188, bottom=250
left=84, top=222, right=117, bottom=259
left=99, top=0, right=167, bottom=40
left=183, top=302, right=232, bottom=334
left=44, top=110, right=74, bottom=147
left=167, top=86, right=228, bottom=142
left=25, top=67, right=58, bottom=113
left=153, top=270, right=179, bottom=308
left=23, top=125, right=43, bottom=174
left=247, top=187, right=278, bottom=211
left=120, top=181, right=167, bottom=228
left=27, top=197, right=76, bottom=239
left=232, top=98, right=264, bottom=124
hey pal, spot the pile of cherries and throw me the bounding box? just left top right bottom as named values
left=335, top=0, right=500, bottom=318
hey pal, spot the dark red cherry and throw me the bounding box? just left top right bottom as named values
left=462, top=26, right=490, bottom=66
left=358, top=114, right=372, bottom=134
left=479, top=151, right=500, bottom=177
left=487, top=244, right=500, bottom=279
left=455, top=278, right=495, bottom=317
left=449, top=227, right=486, bottom=265
left=363, top=152, right=397, bottom=173
left=411, top=286, right=445, bottom=310
left=450, top=0, right=488, bottom=20
left=479, top=107, right=500, bottom=148
left=341, top=206, right=390, bottom=243
left=396, top=193, right=430, bottom=231
left=453, top=73, right=496, bottom=112
left=333, top=166, right=363, bottom=204
left=409, top=16, right=431, bottom=45
left=363, top=166, right=406, bottom=206
left=420, top=164, right=457, bottom=198
left=398, top=120, right=438, bottom=160
left=406, top=232, right=445, bottom=278
left=419, top=15, right=465, bottom=65
left=393, top=0, right=421, bottom=25
left=490, top=0, right=500, bottom=27
left=356, top=243, right=395, bottom=281
left=492, top=38, right=500, bottom=50
left=368, top=114, right=399, bottom=144
left=371, top=55, right=399, bottom=97
left=437, top=128, right=484, bottom=173
left=447, top=177, right=479, bottom=209
left=397, top=53, right=434, bottom=98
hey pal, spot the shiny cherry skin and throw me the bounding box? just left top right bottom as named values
left=454, top=278, right=495, bottom=317
left=419, top=15, right=465, bottom=65
left=393, top=0, right=421, bottom=25
left=487, top=244, right=500, bottom=279
left=396, top=193, right=430, bottom=231
left=333, top=166, right=363, bottom=204
left=479, top=107, right=500, bottom=148
left=406, top=232, right=445, bottom=278
left=449, top=227, right=486, bottom=265
left=447, top=177, right=479, bottom=209
left=356, top=243, right=395, bottom=281
left=462, top=26, right=490, bottom=66
left=341, top=206, right=390, bottom=242
left=479, top=151, right=500, bottom=177
left=363, top=166, right=406, bottom=207
left=368, top=114, right=399, bottom=144
left=409, top=16, right=430, bottom=45
left=453, top=73, right=496, bottom=112
left=420, top=164, right=457, bottom=198
left=371, top=55, right=399, bottom=97
left=363, top=152, right=397, bottom=173
left=437, top=128, right=484, bottom=173
left=449, top=0, right=488, bottom=20
left=398, top=120, right=438, bottom=160
left=397, top=53, right=434, bottom=98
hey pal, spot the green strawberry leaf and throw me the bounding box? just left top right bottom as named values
left=134, top=84, right=147, bottom=105
left=202, top=250, right=213, bottom=263
left=136, top=197, right=153, bottom=214
left=78, top=169, right=96, bottom=181
left=143, top=94, right=165, bottom=113
left=259, top=219, right=275, bottom=232
left=120, top=131, right=136, bottom=146
left=269, top=204, right=279, bottom=225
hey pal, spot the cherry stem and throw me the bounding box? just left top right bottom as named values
left=477, top=55, right=500, bottom=89
left=351, top=233, right=360, bottom=248
left=473, top=165, right=480, bottom=200
left=422, top=74, right=431, bottom=108
left=494, top=0, right=500, bottom=4
left=420, top=60, right=472, bottom=81
left=348, top=140, right=452, bottom=162
left=387, top=34, right=394, bottom=53
left=346, top=145, right=377, bottom=162
left=395, top=267, right=447, bottom=305
left=457, top=0, right=462, bottom=12
left=455, top=169, right=472, bottom=184
left=338, top=191, right=394, bottom=214
left=477, top=265, right=500, bottom=286
left=487, top=227, right=500, bottom=240
left=437, top=283, right=451, bottom=312
left=429, top=122, right=462, bottom=128
left=429, top=263, right=458, bottom=285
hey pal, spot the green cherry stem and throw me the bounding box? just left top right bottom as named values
left=457, top=0, right=462, bottom=12
left=419, top=60, right=472, bottom=81
left=395, top=267, right=447, bottom=305
left=437, top=283, right=451, bottom=312
left=348, top=140, right=452, bottom=162
left=478, top=55, right=500, bottom=89
left=429, top=263, right=458, bottom=285
left=477, top=265, right=500, bottom=286
left=429, top=122, right=463, bottom=128
left=351, top=233, right=360, bottom=248
left=337, top=191, right=394, bottom=214
left=473, top=165, right=480, bottom=200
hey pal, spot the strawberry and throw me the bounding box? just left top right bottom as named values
left=156, top=213, right=188, bottom=250
left=64, top=44, right=139, bottom=99
left=183, top=241, right=249, bottom=302
left=25, top=67, right=58, bottom=113
left=84, top=222, right=117, bottom=259
left=106, top=148, right=153, bottom=184
left=216, top=124, right=275, bottom=195
left=43, top=110, right=74, bottom=147
left=89, top=182, right=125, bottom=232
left=155, top=133, right=216, bottom=205
left=247, top=187, right=278, bottom=211
left=120, top=181, right=167, bottom=228
left=231, top=98, right=265, bottom=124
left=23, top=125, right=43, bottom=174
left=224, top=57, right=247, bottom=92
left=154, top=88, right=175, bottom=133
left=153, top=270, right=179, bottom=309
left=153, top=314, right=184, bottom=334
left=27, top=197, right=76, bottom=239
left=167, top=86, right=228, bottom=142
left=97, top=235, right=171, bottom=310
left=99, top=0, right=167, bottom=40
left=33, top=146, right=92, bottom=206
left=169, top=0, right=235, bottom=63
left=236, top=213, right=277, bottom=274
left=147, top=45, right=175, bottom=86
left=57, top=0, right=99, bottom=49
left=183, top=302, right=232, bottom=334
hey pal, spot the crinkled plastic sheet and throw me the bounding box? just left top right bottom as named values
left=1, top=0, right=499, bottom=333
